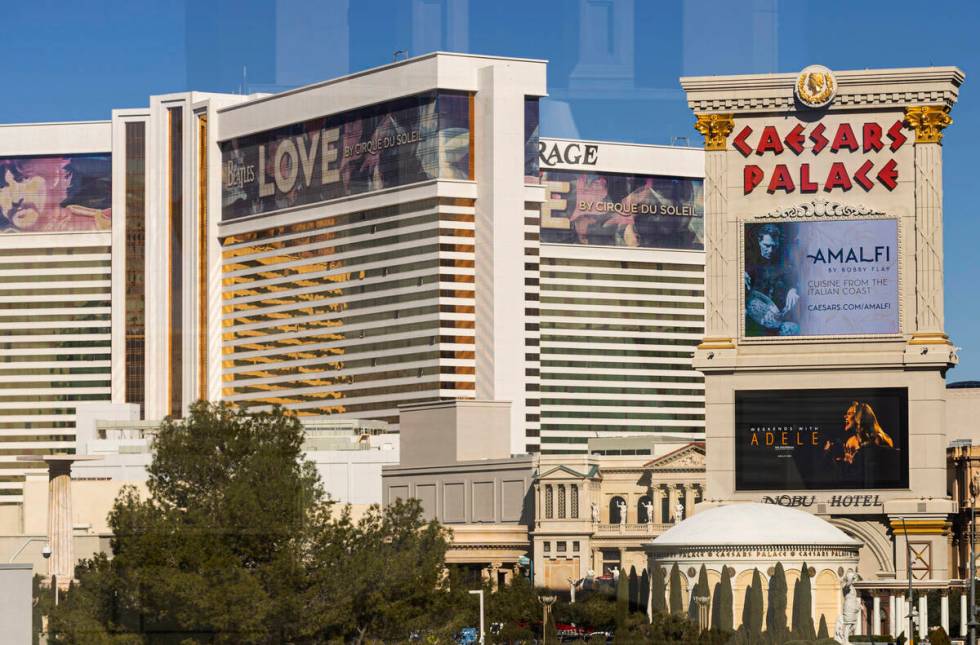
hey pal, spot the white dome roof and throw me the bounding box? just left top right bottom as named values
left=652, top=503, right=861, bottom=548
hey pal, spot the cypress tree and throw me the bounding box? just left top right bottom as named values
left=741, top=581, right=754, bottom=635
left=651, top=565, right=667, bottom=614
left=669, top=563, right=684, bottom=615
left=640, top=569, right=649, bottom=615
left=748, top=568, right=764, bottom=638
left=616, top=568, right=629, bottom=628
left=628, top=565, right=639, bottom=612
left=711, top=581, right=722, bottom=632
left=817, top=614, right=830, bottom=639
left=766, top=562, right=788, bottom=639
left=792, top=562, right=816, bottom=640
left=716, top=566, right=734, bottom=632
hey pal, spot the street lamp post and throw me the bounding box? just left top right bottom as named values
left=968, top=462, right=978, bottom=645
left=902, top=517, right=914, bottom=644
left=468, top=590, right=485, bottom=645
left=541, top=594, right=557, bottom=645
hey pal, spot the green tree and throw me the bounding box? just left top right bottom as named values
left=766, top=562, right=789, bottom=641
left=615, top=570, right=629, bottom=628
left=713, top=566, right=734, bottom=632
left=669, top=563, right=683, bottom=615
left=45, top=403, right=460, bottom=644
left=651, top=566, right=667, bottom=615
left=747, top=568, right=764, bottom=638
left=640, top=569, right=650, bottom=615
left=628, top=566, right=639, bottom=612
left=740, top=582, right=755, bottom=642
left=792, top=562, right=816, bottom=641
left=817, top=613, right=830, bottom=639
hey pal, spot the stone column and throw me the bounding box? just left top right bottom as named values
left=651, top=487, right=662, bottom=524
left=940, top=591, right=949, bottom=634
left=684, top=484, right=696, bottom=517
left=918, top=594, right=928, bottom=640
left=961, top=592, right=968, bottom=636
left=693, top=113, right=736, bottom=349
left=906, top=104, right=953, bottom=343
left=895, top=596, right=904, bottom=639
left=889, top=594, right=897, bottom=637
left=667, top=486, right=680, bottom=523
left=48, top=459, right=73, bottom=590
left=872, top=595, right=881, bottom=636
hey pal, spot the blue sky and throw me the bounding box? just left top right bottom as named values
left=5, top=0, right=979, bottom=380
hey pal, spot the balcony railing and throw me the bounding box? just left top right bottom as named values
left=596, top=522, right=675, bottom=534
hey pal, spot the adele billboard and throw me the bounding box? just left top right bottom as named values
left=735, top=387, right=909, bottom=491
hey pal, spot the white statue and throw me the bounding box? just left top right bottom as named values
left=642, top=500, right=654, bottom=524
left=610, top=565, right=620, bottom=581
left=616, top=499, right=628, bottom=525
left=834, top=570, right=861, bottom=645
left=591, top=501, right=600, bottom=524
left=675, top=501, right=685, bottom=522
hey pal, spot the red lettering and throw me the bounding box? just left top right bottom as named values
left=744, top=165, right=764, bottom=194
left=799, top=164, right=818, bottom=193
left=824, top=162, right=852, bottom=191
left=756, top=126, right=784, bottom=155
left=783, top=124, right=805, bottom=154
left=831, top=123, right=860, bottom=152
left=887, top=120, right=907, bottom=152
left=733, top=126, right=753, bottom=157
left=853, top=160, right=874, bottom=190
left=863, top=123, right=884, bottom=152
left=810, top=123, right=828, bottom=154
left=877, top=159, right=899, bottom=190
left=767, top=164, right=795, bottom=193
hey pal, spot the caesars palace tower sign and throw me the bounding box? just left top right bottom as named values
left=681, top=66, right=964, bottom=581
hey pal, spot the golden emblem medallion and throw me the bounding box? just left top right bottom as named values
left=795, top=65, right=836, bottom=108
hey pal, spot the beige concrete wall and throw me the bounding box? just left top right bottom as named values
left=947, top=387, right=980, bottom=444
left=398, top=400, right=512, bottom=468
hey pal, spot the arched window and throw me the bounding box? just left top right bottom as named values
left=570, top=485, right=579, bottom=519
left=545, top=485, right=553, bottom=519
left=558, top=485, right=566, bottom=519
left=609, top=496, right=626, bottom=524
left=637, top=495, right=652, bottom=523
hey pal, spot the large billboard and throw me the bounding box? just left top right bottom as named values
left=0, top=154, right=111, bottom=233
left=743, top=218, right=899, bottom=337
left=221, top=91, right=471, bottom=221
left=735, top=387, right=908, bottom=491
left=540, top=170, right=704, bottom=250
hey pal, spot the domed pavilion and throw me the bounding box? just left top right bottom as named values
left=645, top=503, right=862, bottom=633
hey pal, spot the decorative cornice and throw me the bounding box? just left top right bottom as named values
left=694, top=113, right=734, bottom=151
left=905, top=105, right=953, bottom=143
left=889, top=518, right=952, bottom=536
left=760, top=198, right=884, bottom=219
left=681, top=66, right=963, bottom=115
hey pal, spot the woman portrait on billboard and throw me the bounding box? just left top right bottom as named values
left=822, top=400, right=899, bottom=484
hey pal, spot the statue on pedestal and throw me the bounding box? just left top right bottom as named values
left=834, top=570, right=861, bottom=645
left=642, top=500, right=654, bottom=524
left=591, top=501, right=600, bottom=524
left=616, top=499, right=628, bottom=525
left=675, top=501, right=685, bottom=522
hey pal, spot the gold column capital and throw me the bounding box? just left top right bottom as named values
left=694, top=113, right=735, bottom=151
left=905, top=105, right=953, bottom=144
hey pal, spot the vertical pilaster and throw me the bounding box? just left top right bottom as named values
left=694, top=114, right=735, bottom=349
left=940, top=592, right=949, bottom=634
left=907, top=105, right=953, bottom=344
